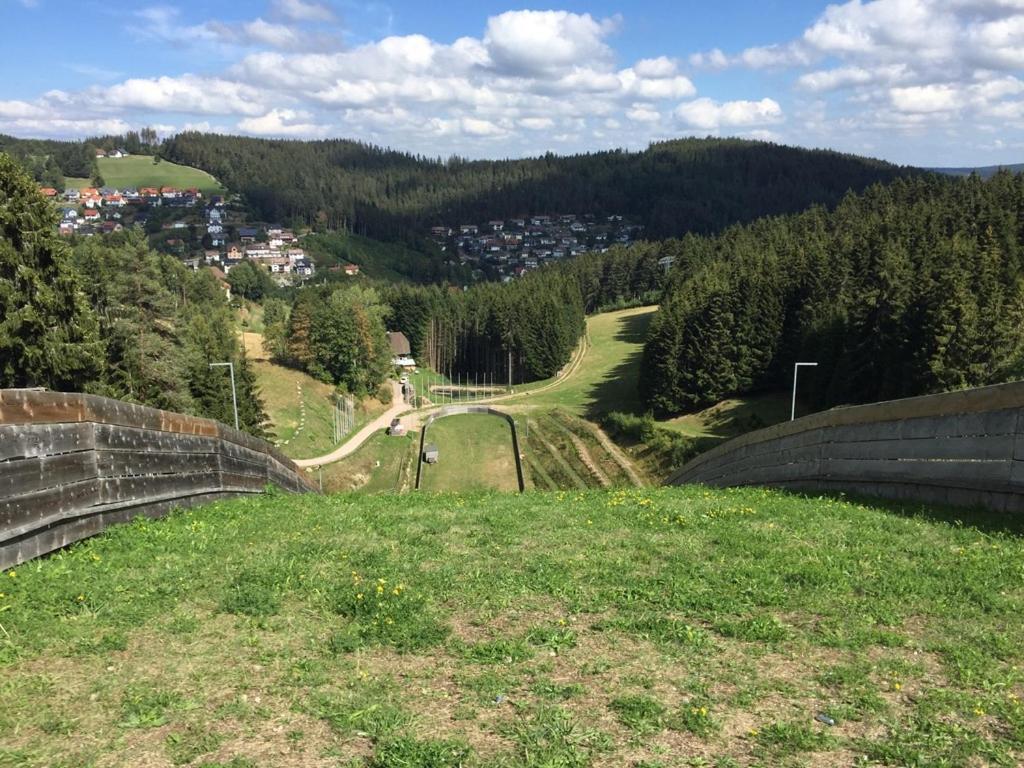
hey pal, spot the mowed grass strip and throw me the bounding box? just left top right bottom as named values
left=1, top=488, right=1022, bottom=766
left=508, top=305, right=655, bottom=417
left=419, top=414, right=520, bottom=492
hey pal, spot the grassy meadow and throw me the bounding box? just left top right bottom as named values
left=253, top=359, right=388, bottom=461
left=62, top=157, right=224, bottom=195
left=419, top=414, right=521, bottom=492
left=1, top=488, right=1022, bottom=767
left=93, top=156, right=224, bottom=195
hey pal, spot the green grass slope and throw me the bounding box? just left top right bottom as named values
left=510, top=306, right=656, bottom=418
left=419, top=414, right=520, bottom=492
left=88, top=156, right=224, bottom=194
left=302, top=231, right=447, bottom=283
left=2, top=489, right=1022, bottom=766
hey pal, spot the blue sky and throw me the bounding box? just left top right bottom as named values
left=2, top=0, right=1022, bottom=166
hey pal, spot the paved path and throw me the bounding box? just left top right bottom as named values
left=293, top=381, right=409, bottom=468
left=292, top=331, right=591, bottom=469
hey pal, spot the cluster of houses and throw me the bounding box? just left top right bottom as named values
left=430, top=213, right=642, bottom=279
left=40, top=181, right=327, bottom=285
left=198, top=225, right=317, bottom=281
left=43, top=184, right=212, bottom=237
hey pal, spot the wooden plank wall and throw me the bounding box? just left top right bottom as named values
left=666, top=381, right=1024, bottom=513
left=0, top=389, right=318, bottom=569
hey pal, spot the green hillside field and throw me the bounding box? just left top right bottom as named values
left=418, top=414, right=521, bottom=492
left=65, top=156, right=224, bottom=195
left=2, top=489, right=1022, bottom=767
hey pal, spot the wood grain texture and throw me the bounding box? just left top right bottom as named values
left=0, top=389, right=317, bottom=569
left=667, top=383, right=1024, bottom=514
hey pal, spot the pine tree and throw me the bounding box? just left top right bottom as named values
left=0, top=152, right=104, bottom=390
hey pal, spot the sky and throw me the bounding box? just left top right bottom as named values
left=1, top=0, right=1023, bottom=166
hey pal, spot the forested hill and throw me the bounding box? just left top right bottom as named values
left=931, top=163, right=1024, bottom=178
left=640, top=171, right=1024, bottom=416
left=160, top=133, right=916, bottom=241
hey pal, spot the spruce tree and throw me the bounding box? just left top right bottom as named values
left=0, top=152, right=104, bottom=390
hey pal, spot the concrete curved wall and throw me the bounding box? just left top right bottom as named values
left=666, top=380, right=1024, bottom=513
left=415, top=406, right=526, bottom=492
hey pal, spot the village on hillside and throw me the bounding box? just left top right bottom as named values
left=38, top=152, right=322, bottom=286
left=429, top=214, right=644, bottom=280
left=38, top=152, right=646, bottom=287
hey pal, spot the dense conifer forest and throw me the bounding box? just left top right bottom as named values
left=158, top=133, right=914, bottom=241
left=640, top=172, right=1024, bottom=414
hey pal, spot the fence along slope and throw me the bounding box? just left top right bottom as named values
left=0, top=389, right=317, bottom=569
left=666, top=380, right=1024, bottom=513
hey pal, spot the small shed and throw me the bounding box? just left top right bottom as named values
left=389, top=418, right=406, bottom=437
left=422, top=443, right=439, bottom=464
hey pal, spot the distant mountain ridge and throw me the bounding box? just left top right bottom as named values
left=158, top=133, right=920, bottom=242
left=930, top=163, right=1024, bottom=178
left=3, top=131, right=923, bottom=245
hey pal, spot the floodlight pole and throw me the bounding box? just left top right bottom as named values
left=791, top=362, right=818, bottom=421
left=209, top=361, right=239, bottom=430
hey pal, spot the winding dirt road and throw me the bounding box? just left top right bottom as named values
left=293, top=381, right=408, bottom=468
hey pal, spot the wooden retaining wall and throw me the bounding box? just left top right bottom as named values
left=0, top=389, right=317, bottom=569
left=666, top=381, right=1024, bottom=513
left=415, top=406, right=526, bottom=492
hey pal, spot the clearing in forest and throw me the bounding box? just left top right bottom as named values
left=418, top=414, right=521, bottom=492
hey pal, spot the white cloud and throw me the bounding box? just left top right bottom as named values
left=272, top=0, right=336, bottom=23
left=101, top=75, right=267, bottom=116
left=688, top=48, right=729, bottom=69
left=483, top=10, right=618, bottom=75
left=890, top=84, right=961, bottom=113
left=237, top=108, right=328, bottom=136
left=634, top=56, right=677, bottom=78
left=627, top=105, right=661, bottom=123
left=0, top=117, right=133, bottom=137
left=460, top=117, right=506, bottom=137
left=0, top=100, right=48, bottom=119
left=519, top=117, right=554, bottom=130
left=675, top=97, right=784, bottom=130
left=798, top=66, right=875, bottom=92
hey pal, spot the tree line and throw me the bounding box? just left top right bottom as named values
left=640, top=172, right=1024, bottom=415
left=0, top=130, right=160, bottom=189
left=157, top=133, right=913, bottom=243
left=379, top=243, right=667, bottom=384
left=0, top=153, right=267, bottom=434
left=262, top=242, right=667, bottom=390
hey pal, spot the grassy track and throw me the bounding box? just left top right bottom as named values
left=1, top=489, right=1022, bottom=766
left=419, top=414, right=520, bottom=492
left=253, top=361, right=388, bottom=461
left=80, top=156, right=225, bottom=195
left=507, top=307, right=792, bottom=435
left=321, top=431, right=418, bottom=493
left=509, top=306, right=655, bottom=417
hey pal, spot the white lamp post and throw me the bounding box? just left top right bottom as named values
left=791, top=362, right=818, bottom=421
left=209, top=361, right=239, bottom=430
